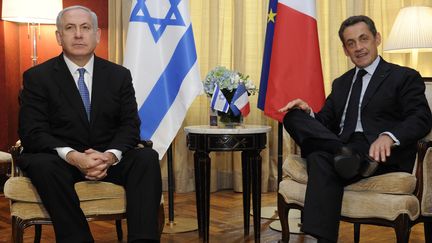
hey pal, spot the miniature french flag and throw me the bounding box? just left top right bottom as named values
left=230, top=83, right=250, bottom=116
left=211, top=84, right=230, bottom=113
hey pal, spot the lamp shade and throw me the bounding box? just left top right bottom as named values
left=2, top=0, right=62, bottom=24
left=384, top=6, right=432, bottom=53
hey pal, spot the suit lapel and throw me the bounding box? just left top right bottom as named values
left=361, top=59, right=391, bottom=109
left=90, top=56, right=108, bottom=127
left=337, top=69, right=356, bottom=117
left=53, top=54, right=90, bottom=126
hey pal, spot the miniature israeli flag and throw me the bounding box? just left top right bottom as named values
left=211, top=84, right=229, bottom=113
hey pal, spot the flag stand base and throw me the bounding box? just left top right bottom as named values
left=268, top=209, right=303, bottom=234
left=162, top=217, right=198, bottom=234
left=251, top=206, right=279, bottom=219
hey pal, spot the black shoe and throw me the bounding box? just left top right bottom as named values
left=360, top=154, right=379, bottom=177
left=333, top=147, right=378, bottom=180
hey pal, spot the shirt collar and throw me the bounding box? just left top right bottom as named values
left=63, top=54, right=94, bottom=77
left=355, top=55, right=380, bottom=76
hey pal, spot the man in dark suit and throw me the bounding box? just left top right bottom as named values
left=279, top=15, right=432, bottom=243
left=18, top=5, right=162, bottom=243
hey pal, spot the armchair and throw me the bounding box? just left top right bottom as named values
left=277, top=134, right=432, bottom=243
left=4, top=140, right=164, bottom=243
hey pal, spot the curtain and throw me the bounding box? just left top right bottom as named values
left=108, top=0, right=432, bottom=193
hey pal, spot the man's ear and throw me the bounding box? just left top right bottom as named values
left=96, top=28, right=101, bottom=44
left=375, top=32, right=382, bottom=46
left=55, top=31, right=62, bottom=46
left=343, top=44, right=349, bottom=57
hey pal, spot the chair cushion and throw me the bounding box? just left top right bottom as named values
left=4, top=177, right=125, bottom=203
left=0, top=151, right=11, bottom=163
left=4, top=176, right=127, bottom=220
left=283, top=155, right=416, bottom=194
left=10, top=199, right=126, bottom=220
left=279, top=179, right=420, bottom=221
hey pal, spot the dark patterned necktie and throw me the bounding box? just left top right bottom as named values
left=77, top=68, right=91, bottom=120
left=340, top=69, right=367, bottom=142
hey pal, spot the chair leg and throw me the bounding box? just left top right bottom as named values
left=12, top=216, right=24, bottom=243
left=394, top=214, right=411, bottom=243
left=115, top=220, right=123, bottom=241
left=424, top=221, right=432, bottom=243
left=353, top=223, right=360, bottom=243
left=34, top=225, right=42, bottom=243
left=277, top=194, right=290, bottom=243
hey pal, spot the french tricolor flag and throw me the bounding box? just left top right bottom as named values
left=230, top=83, right=250, bottom=117
left=258, top=0, right=325, bottom=122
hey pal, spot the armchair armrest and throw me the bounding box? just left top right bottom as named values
left=137, top=140, right=153, bottom=148
left=417, top=137, right=432, bottom=216
left=414, top=138, right=432, bottom=200
left=9, top=140, right=23, bottom=177
left=8, top=139, right=153, bottom=178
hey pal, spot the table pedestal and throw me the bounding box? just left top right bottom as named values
left=186, top=125, right=270, bottom=242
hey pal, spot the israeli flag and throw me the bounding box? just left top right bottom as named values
left=124, top=0, right=203, bottom=159
left=211, top=84, right=229, bottom=113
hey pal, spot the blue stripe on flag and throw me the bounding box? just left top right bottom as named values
left=257, top=0, right=278, bottom=110
left=230, top=83, right=247, bottom=116
left=210, top=86, right=219, bottom=108
left=138, top=25, right=197, bottom=139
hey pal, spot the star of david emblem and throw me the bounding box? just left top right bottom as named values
left=130, top=0, right=186, bottom=42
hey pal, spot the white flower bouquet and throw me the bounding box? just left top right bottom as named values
left=202, top=66, right=257, bottom=97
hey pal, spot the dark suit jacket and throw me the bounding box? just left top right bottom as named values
left=19, top=54, right=141, bottom=155
left=315, top=58, right=432, bottom=172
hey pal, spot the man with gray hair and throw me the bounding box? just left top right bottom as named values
left=18, top=5, right=162, bottom=243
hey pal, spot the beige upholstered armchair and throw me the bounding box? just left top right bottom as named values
left=277, top=136, right=432, bottom=243
left=4, top=140, right=164, bottom=243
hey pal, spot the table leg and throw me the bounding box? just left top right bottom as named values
left=251, top=150, right=262, bottom=242
left=194, top=151, right=211, bottom=242
left=241, top=151, right=251, bottom=236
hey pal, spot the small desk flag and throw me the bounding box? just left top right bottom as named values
left=211, top=84, right=229, bottom=113
left=230, top=83, right=250, bottom=117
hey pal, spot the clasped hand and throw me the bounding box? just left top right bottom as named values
left=66, top=149, right=117, bottom=180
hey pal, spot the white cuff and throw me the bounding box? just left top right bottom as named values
left=55, top=147, right=75, bottom=162
left=105, top=149, right=122, bottom=165
left=381, top=132, right=400, bottom=146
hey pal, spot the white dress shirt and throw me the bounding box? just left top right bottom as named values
left=339, top=56, right=399, bottom=145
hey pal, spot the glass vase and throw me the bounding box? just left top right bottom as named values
left=218, top=89, right=243, bottom=128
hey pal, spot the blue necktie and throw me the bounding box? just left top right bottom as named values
left=340, top=69, right=367, bottom=142
left=77, top=68, right=91, bottom=120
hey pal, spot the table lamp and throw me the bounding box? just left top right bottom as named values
left=384, top=6, right=432, bottom=70
left=2, top=0, right=63, bottom=66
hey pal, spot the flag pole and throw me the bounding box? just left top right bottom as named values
left=277, top=122, right=283, bottom=185
left=269, top=122, right=302, bottom=233
left=162, top=142, right=197, bottom=234
left=167, top=144, right=174, bottom=222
